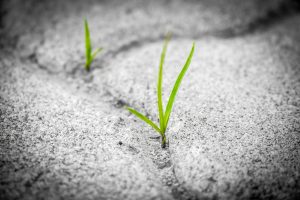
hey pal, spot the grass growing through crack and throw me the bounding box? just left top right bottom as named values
left=84, top=18, right=102, bottom=71
left=126, top=35, right=195, bottom=148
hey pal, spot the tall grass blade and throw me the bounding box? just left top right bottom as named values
left=84, top=19, right=92, bottom=70
left=157, top=33, right=171, bottom=133
left=126, top=107, right=161, bottom=134
left=164, top=42, right=195, bottom=128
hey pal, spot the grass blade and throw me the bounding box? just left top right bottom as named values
left=92, top=48, right=103, bottom=60
left=84, top=19, right=92, bottom=69
left=157, top=33, right=171, bottom=133
left=164, top=42, right=195, bottom=128
left=126, top=107, right=161, bottom=134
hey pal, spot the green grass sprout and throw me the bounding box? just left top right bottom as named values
left=126, top=34, right=195, bottom=148
left=84, top=18, right=103, bottom=71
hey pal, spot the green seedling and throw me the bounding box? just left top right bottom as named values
left=126, top=35, right=195, bottom=148
left=84, top=18, right=102, bottom=71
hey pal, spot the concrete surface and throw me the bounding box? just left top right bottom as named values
left=1, top=0, right=300, bottom=199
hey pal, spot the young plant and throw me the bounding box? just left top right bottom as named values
left=126, top=35, right=195, bottom=148
left=84, top=18, right=103, bottom=71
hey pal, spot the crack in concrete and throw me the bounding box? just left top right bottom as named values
left=160, top=152, right=197, bottom=200
left=26, top=53, right=56, bottom=75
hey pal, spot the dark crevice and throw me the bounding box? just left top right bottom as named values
left=26, top=53, right=56, bottom=75
left=170, top=163, right=197, bottom=200
left=101, top=88, right=131, bottom=110
left=100, top=84, right=156, bottom=119
left=171, top=174, right=197, bottom=200
left=100, top=33, right=199, bottom=67
left=149, top=147, right=197, bottom=200
left=24, top=171, right=44, bottom=188
left=103, top=35, right=166, bottom=59
left=209, top=0, right=300, bottom=38
left=114, top=99, right=127, bottom=108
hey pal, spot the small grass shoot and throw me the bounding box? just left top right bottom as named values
left=126, top=34, right=195, bottom=148
left=84, top=18, right=102, bottom=71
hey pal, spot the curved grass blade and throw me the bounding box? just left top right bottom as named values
left=126, top=107, right=161, bottom=134
left=164, top=42, right=195, bottom=128
left=92, top=48, right=103, bottom=60
left=157, top=33, right=172, bottom=133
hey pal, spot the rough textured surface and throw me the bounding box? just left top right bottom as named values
left=1, top=0, right=300, bottom=200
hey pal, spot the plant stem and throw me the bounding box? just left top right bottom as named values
left=161, top=133, right=167, bottom=148
left=85, top=63, right=90, bottom=71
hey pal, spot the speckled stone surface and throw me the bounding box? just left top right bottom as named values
left=1, top=0, right=300, bottom=199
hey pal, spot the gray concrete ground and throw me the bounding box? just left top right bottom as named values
left=1, top=0, right=300, bottom=199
